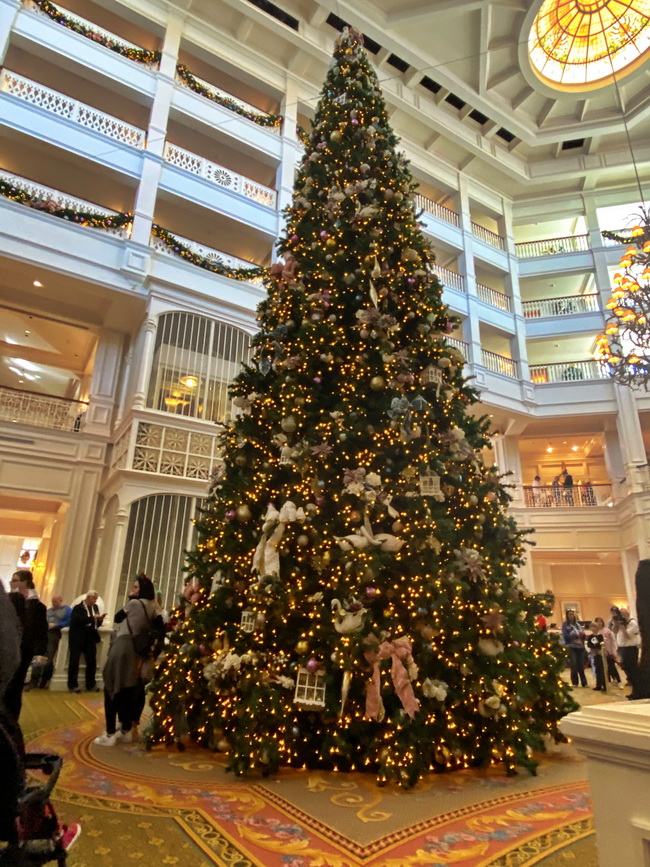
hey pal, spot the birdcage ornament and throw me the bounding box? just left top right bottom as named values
left=419, top=468, right=441, bottom=497
left=240, top=610, right=256, bottom=632
left=293, top=667, right=326, bottom=709
left=421, top=365, right=443, bottom=387
left=279, top=445, right=295, bottom=466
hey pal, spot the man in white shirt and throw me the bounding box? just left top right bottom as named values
left=612, top=607, right=641, bottom=697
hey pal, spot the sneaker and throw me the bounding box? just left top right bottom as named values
left=68, top=687, right=81, bottom=694
left=93, top=732, right=117, bottom=746
left=116, top=729, right=133, bottom=743
left=59, top=823, right=81, bottom=851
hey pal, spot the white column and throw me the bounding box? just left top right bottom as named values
left=274, top=81, right=300, bottom=228
left=615, top=385, right=650, bottom=492
left=131, top=317, right=157, bottom=409
left=0, top=0, right=20, bottom=63
left=491, top=433, right=524, bottom=505
left=621, top=547, right=640, bottom=615
left=130, top=10, right=184, bottom=245
left=84, top=330, right=125, bottom=436
left=53, top=468, right=103, bottom=603
left=115, top=343, right=133, bottom=426
left=457, top=178, right=482, bottom=370
left=101, top=509, right=130, bottom=621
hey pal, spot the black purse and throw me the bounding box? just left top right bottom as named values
left=126, top=601, right=158, bottom=659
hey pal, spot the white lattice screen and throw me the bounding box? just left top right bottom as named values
left=146, top=312, right=252, bottom=424
left=118, top=494, right=200, bottom=610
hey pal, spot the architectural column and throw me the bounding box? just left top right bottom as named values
left=457, top=178, right=482, bottom=370
left=84, top=330, right=125, bottom=436
left=101, top=509, right=130, bottom=620
left=621, top=547, right=640, bottom=615
left=614, top=385, right=649, bottom=492
left=275, top=80, right=300, bottom=225
left=131, top=317, right=157, bottom=409
left=52, top=467, right=103, bottom=602
left=130, top=10, right=184, bottom=246
left=0, top=0, right=20, bottom=63
left=491, top=432, right=524, bottom=505
left=502, top=200, right=530, bottom=386
left=115, top=343, right=133, bottom=426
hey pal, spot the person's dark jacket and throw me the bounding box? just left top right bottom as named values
left=69, top=602, right=100, bottom=647
left=10, top=593, right=47, bottom=661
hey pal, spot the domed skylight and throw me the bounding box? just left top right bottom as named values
left=529, top=0, right=650, bottom=90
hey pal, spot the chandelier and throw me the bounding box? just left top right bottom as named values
left=595, top=210, right=650, bottom=389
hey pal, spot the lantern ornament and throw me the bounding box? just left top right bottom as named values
left=293, top=667, right=326, bottom=709
left=597, top=211, right=650, bottom=390
left=419, top=468, right=441, bottom=497
left=279, top=445, right=295, bottom=466
left=421, top=364, right=443, bottom=387
left=240, top=610, right=256, bottom=632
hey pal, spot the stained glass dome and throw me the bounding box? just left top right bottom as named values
left=529, top=0, right=650, bottom=90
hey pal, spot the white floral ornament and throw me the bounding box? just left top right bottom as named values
left=422, top=678, right=449, bottom=701
left=478, top=637, right=505, bottom=656
left=453, top=546, right=487, bottom=582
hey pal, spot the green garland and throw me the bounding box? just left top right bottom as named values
left=176, top=65, right=282, bottom=130
left=601, top=227, right=644, bottom=246
left=0, top=177, right=133, bottom=231
left=296, top=125, right=311, bottom=148
left=32, top=0, right=161, bottom=66
left=152, top=224, right=267, bottom=282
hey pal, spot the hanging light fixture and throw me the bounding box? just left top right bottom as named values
left=596, top=210, right=650, bottom=389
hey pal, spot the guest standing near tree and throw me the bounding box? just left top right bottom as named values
left=67, top=591, right=104, bottom=693
left=28, top=595, right=71, bottom=690
left=593, top=616, right=621, bottom=686
left=612, top=606, right=641, bottom=697
left=5, top=570, right=47, bottom=719
left=562, top=610, right=587, bottom=688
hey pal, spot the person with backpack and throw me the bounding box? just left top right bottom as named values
left=94, top=574, right=160, bottom=746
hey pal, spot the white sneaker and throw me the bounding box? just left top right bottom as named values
left=93, top=732, right=117, bottom=746
left=116, top=729, right=133, bottom=743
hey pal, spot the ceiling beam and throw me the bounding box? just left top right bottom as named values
left=386, top=0, right=483, bottom=25
left=478, top=4, right=491, bottom=97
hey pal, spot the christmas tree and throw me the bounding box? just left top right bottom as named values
left=146, top=28, right=576, bottom=786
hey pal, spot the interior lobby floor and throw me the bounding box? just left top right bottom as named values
left=20, top=684, right=627, bottom=866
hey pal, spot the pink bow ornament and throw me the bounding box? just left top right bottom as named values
left=364, top=634, right=420, bottom=722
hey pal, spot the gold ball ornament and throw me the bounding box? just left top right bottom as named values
left=295, top=640, right=309, bottom=654
left=330, top=130, right=342, bottom=142
left=392, top=520, right=404, bottom=533
left=236, top=505, right=252, bottom=522
left=234, top=454, right=247, bottom=466
left=216, top=738, right=231, bottom=753
left=370, top=376, right=386, bottom=390
left=297, top=534, right=310, bottom=547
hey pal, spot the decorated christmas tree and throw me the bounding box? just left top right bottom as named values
left=146, top=28, right=576, bottom=786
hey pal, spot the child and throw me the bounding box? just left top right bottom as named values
left=586, top=622, right=606, bottom=692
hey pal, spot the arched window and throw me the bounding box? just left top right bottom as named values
left=118, top=494, right=200, bottom=609
left=147, top=312, right=252, bottom=423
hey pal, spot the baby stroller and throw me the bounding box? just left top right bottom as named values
left=0, top=711, right=80, bottom=866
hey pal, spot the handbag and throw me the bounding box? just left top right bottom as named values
left=126, top=600, right=161, bottom=660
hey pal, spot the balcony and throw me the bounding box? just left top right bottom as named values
left=431, top=265, right=465, bottom=293
left=175, top=67, right=280, bottom=133
left=521, top=483, right=612, bottom=508
left=515, top=234, right=590, bottom=259
left=529, top=360, right=606, bottom=384
left=162, top=142, right=277, bottom=209
left=0, top=170, right=131, bottom=236
left=25, top=0, right=159, bottom=67
left=481, top=349, right=517, bottom=378
left=0, top=70, right=146, bottom=149
left=471, top=223, right=506, bottom=251
left=522, top=294, right=600, bottom=318
left=413, top=193, right=460, bottom=227
left=477, top=282, right=511, bottom=312
left=150, top=229, right=264, bottom=285
left=111, top=417, right=220, bottom=481
left=0, top=386, right=87, bottom=432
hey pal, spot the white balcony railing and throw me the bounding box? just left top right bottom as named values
left=446, top=337, right=468, bottom=358
left=471, top=222, right=506, bottom=251
left=515, top=234, right=590, bottom=258
left=522, top=483, right=612, bottom=508
left=0, top=386, right=87, bottom=432
left=431, top=265, right=465, bottom=293
left=522, top=294, right=601, bottom=319
left=163, top=142, right=276, bottom=209
left=0, top=170, right=130, bottom=236
left=175, top=70, right=280, bottom=133
left=0, top=70, right=146, bottom=148
left=150, top=230, right=264, bottom=284
left=27, top=0, right=155, bottom=62
left=112, top=419, right=221, bottom=481
left=477, top=282, right=512, bottom=312
left=530, top=360, right=606, bottom=383
left=482, top=350, right=517, bottom=378
left=414, top=193, right=460, bottom=227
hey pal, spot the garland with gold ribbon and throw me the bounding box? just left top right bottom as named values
left=176, top=65, right=282, bottom=130
left=152, top=224, right=267, bottom=282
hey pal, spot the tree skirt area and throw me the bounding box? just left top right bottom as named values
left=20, top=688, right=622, bottom=867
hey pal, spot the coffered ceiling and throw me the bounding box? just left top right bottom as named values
left=158, top=0, right=650, bottom=200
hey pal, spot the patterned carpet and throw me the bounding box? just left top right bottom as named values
left=19, top=689, right=609, bottom=867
